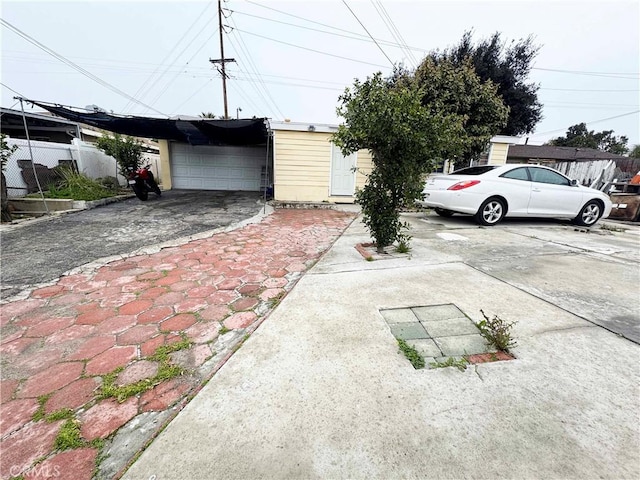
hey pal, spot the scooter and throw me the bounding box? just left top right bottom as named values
left=127, top=165, right=161, bottom=201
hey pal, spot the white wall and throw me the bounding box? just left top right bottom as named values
left=4, top=138, right=128, bottom=197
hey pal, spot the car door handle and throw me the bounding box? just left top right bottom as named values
left=532, top=188, right=542, bottom=192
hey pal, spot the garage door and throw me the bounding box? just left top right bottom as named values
left=171, top=144, right=266, bottom=191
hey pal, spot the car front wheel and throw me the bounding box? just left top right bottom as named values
left=573, top=200, right=602, bottom=226
left=475, top=198, right=506, bottom=226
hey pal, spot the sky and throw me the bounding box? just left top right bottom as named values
left=1, top=0, right=639, bottom=147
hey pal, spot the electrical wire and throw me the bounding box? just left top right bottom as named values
left=227, top=15, right=286, bottom=119
left=0, top=19, right=169, bottom=117
left=341, top=0, right=395, bottom=67
left=122, top=2, right=214, bottom=113
left=232, top=28, right=389, bottom=69
left=529, top=110, right=640, bottom=137
left=370, top=0, right=418, bottom=67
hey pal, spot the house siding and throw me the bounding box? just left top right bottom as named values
left=273, top=129, right=372, bottom=202
left=488, top=142, right=509, bottom=164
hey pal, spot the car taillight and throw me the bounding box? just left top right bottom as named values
left=448, top=180, right=480, bottom=191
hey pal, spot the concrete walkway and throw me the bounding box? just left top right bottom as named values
left=0, top=208, right=355, bottom=480
left=124, top=215, right=639, bottom=479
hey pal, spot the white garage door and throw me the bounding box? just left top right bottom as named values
left=171, top=143, right=265, bottom=191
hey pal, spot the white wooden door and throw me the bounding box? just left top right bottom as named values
left=330, top=145, right=356, bottom=196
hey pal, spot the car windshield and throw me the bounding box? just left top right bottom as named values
left=450, top=166, right=498, bottom=175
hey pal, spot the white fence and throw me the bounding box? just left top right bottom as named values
left=3, top=138, right=160, bottom=198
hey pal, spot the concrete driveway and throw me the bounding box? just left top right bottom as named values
left=0, top=190, right=265, bottom=300
left=124, top=210, right=639, bottom=480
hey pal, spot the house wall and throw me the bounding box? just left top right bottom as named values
left=158, top=140, right=172, bottom=189
left=487, top=141, right=510, bottom=164
left=273, top=129, right=373, bottom=202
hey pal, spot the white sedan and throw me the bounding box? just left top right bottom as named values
left=418, top=164, right=612, bottom=226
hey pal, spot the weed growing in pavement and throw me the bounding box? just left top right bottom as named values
left=600, top=223, right=626, bottom=233
left=477, top=310, right=517, bottom=352
left=365, top=256, right=374, bottom=261
left=395, top=235, right=412, bottom=254
left=98, top=334, right=191, bottom=403
left=430, top=357, right=469, bottom=371
left=32, top=394, right=51, bottom=422
left=45, top=408, right=74, bottom=422
left=54, top=419, right=84, bottom=450
left=397, top=339, right=425, bottom=369
left=218, top=325, right=231, bottom=335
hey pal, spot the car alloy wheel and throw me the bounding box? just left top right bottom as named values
left=575, top=201, right=602, bottom=226
left=475, top=198, right=505, bottom=226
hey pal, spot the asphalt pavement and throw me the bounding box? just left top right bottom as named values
left=0, top=190, right=264, bottom=300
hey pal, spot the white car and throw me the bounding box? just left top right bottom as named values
left=418, top=164, right=612, bottom=226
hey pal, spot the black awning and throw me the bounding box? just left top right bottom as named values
left=32, top=102, right=269, bottom=146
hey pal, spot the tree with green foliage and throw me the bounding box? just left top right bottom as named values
left=629, top=144, right=640, bottom=158
left=428, top=30, right=542, bottom=136
left=394, top=58, right=509, bottom=169
left=548, top=123, right=629, bottom=155
left=1, top=133, right=18, bottom=222
left=333, top=72, right=464, bottom=251
left=95, top=133, right=144, bottom=176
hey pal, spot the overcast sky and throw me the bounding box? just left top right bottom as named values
left=1, top=0, right=639, bottom=147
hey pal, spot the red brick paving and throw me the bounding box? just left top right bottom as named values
left=0, top=208, right=354, bottom=478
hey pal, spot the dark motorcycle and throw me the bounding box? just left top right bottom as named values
left=127, top=165, right=161, bottom=201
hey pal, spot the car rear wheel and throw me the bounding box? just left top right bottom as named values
left=573, top=200, right=602, bottom=226
left=434, top=208, right=455, bottom=217
left=475, top=198, right=506, bottom=226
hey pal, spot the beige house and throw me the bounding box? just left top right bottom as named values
left=271, top=121, right=372, bottom=203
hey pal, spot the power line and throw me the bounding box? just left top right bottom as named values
left=0, top=82, right=26, bottom=98
left=0, top=19, right=168, bottom=117
left=540, top=87, right=640, bottom=92
left=530, top=110, right=640, bottom=137
left=532, top=67, right=640, bottom=80
left=123, top=2, right=214, bottom=112
left=233, top=28, right=389, bottom=69
left=342, top=0, right=395, bottom=67
left=227, top=15, right=285, bottom=118
left=370, top=0, right=418, bottom=67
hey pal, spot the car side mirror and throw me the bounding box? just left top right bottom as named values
left=570, top=179, right=578, bottom=186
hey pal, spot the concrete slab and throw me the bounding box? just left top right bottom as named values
left=380, top=308, right=418, bottom=324
left=405, top=338, right=442, bottom=358
left=124, top=219, right=640, bottom=480
left=421, top=317, right=480, bottom=337
left=389, top=322, right=429, bottom=340
left=412, top=304, right=465, bottom=322
left=433, top=333, right=492, bottom=356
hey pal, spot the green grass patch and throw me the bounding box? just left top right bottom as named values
left=54, top=419, right=84, bottom=450
left=45, top=408, right=74, bottom=422
left=32, top=394, right=50, bottom=422
left=99, top=335, right=191, bottom=403
left=430, top=357, right=469, bottom=371
left=397, top=338, right=425, bottom=369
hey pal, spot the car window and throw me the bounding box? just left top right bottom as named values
left=500, top=168, right=530, bottom=181
left=528, top=167, right=570, bottom=186
left=451, top=166, right=498, bottom=175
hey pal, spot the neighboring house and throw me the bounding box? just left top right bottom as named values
left=1, top=107, right=101, bottom=144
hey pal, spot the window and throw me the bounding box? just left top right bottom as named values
left=500, top=167, right=530, bottom=181
left=451, top=166, right=498, bottom=175
left=528, top=167, right=570, bottom=186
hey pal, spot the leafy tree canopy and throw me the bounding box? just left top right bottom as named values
left=629, top=144, right=640, bottom=158
left=427, top=30, right=542, bottom=136
left=393, top=57, right=509, bottom=169
left=95, top=133, right=144, bottom=176
left=547, top=123, right=629, bottom=155
left=333, top=72, right=465, bottom=250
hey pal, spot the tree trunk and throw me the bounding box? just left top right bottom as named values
left=1, top=171, right=12, bottom=222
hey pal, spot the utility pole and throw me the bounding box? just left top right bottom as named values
left=209, top=0, right=235, bottom=119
